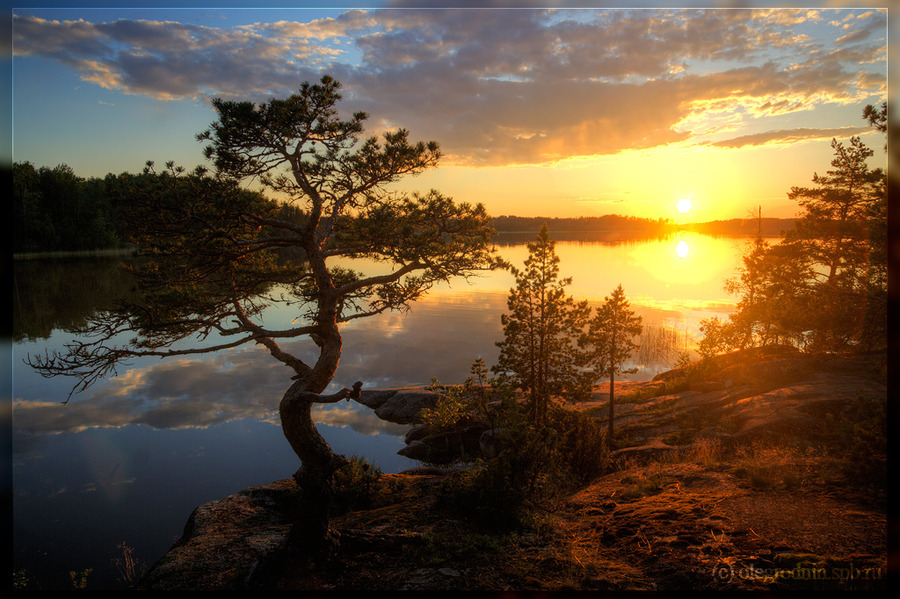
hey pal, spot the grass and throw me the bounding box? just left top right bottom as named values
left=725, top=441, right=830, bottom=491
left=618, top=468, right=668, bottom=501
left=685, top=437, right=725, bottom=468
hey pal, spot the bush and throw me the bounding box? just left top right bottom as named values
left=332, top=455, right=383, bottom=514
left=420, top=360, right=497, bottom=434
left=436, top=403, right=608, bottom=528
left=825, top=392, right=887, bottom=487
left=547, top=407, right=609, bottom=485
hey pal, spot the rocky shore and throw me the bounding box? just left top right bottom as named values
left=136, top=347, right=887, bottom=591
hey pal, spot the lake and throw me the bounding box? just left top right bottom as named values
left=11, top=231, right=755, bottom=589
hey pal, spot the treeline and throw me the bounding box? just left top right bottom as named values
left=3, top=160, right=840, bottom=255
left=492, top=214, right=673, bottom=233
left=681, top=217, right=796, bottom=237
left=493, top=214, right=797, bottom=237
left=13, top=162, right=124, bottom=253
left=12, top=161, right=306, bottom=254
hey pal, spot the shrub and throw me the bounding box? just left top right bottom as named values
left=332, top=455, right=383, bottom=514
left=436, top=402, right=609, bottom=528
left=548, top=407, right=609, bottom=485
left=824, top=392, right=886, bottom=487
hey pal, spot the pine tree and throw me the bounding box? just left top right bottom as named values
left=28, top=76, right=501, bottom=553
left=580, top=284, right=642, bottom=445
left=493, top=224, right=590, bottom=424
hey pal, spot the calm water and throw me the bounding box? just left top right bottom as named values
left=11, top=232, right=753, bottom=589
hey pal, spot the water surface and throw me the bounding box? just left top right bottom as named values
left=11, top=233, right=753, bottom=589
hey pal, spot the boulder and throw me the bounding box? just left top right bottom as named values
left=478, top=427, right=511, bottom=458
left=405, top=423, right=432, bottom=444
left=397, top=423, right=487, bottom=464
left=357, top=387, right=443, bottom=425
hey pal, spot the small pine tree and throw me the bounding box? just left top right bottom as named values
left=493, top=224, right=590, bottom=424
left=580, top=284, right=642, bottom=446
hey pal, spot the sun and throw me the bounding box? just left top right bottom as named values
left=676, top=198, right=693, bottom=213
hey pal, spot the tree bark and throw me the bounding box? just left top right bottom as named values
left=608, top=366, right=615, bottom=447
left=278, top=379, right=362, bottom=557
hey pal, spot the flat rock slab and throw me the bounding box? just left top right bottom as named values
left=357, top=387, right=442, bottom=424
left=136, top=479, right=298, bottom=591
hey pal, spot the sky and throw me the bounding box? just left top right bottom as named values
left=8, top=1, right=891, bottom=222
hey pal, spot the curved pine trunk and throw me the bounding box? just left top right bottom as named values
left=608, top=367, right=615, bottom=446
left=277, top=322, right=349, bottom=556
left=279, top=378, right=346, bottom=555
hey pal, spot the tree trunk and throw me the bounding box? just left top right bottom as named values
left=608, top=367, right=615, bottom=447
left=278, top=374, right=361, bottom=558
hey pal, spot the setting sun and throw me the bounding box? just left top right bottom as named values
left=676, top=198, right=693, bottom=213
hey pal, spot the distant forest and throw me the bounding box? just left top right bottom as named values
left=13, top=162, right=126, bottom=254
left=492, top=215, right=795, bottom=237
left=11, top=161, right=793, bottom=254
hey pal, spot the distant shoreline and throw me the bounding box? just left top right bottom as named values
left=491, top=215, right=795, bottom=238
left=13, top=218, right=794, bottom=260
left=13, top=247, right=137, bottom=261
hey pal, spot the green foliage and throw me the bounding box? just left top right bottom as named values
left=30, top=76, right=501, bottom=401
left=436, top=401, right=608, bottom=528
left=493, top=224, right=591, bottom=424
left=697, top=316, right=737, bottom=360
left=417, top=529, right=509, bottom=568
left=579, top=284, right=643, bottom=444
left=12, top=569, right=36, bottom=590
left=581, top=284, right=643, bottom=380
left=420, top=359, right=500, bottom=433
left=674, top=351, right=693, bottom=369
left=822, top=392, right=886, bottom=487
left=723, top=115, right=886, bottom=353
left=69, top=568, right=92, bottom=589
left=14, top=162, right=121, bottom=253
left=419, top=380, right=469, bottom=432
left=332, top=455, right=384, bottom=514
left=547, top=406, right=609, bottom=485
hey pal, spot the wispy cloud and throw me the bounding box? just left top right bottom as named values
left=707, top=125, right=874, bottom=148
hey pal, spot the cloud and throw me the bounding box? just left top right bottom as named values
left=12, top=8, right=886, bottom=165
left=11, top=348, right=406, bottom=440
left=11, top=290, right=508, bottom=440
left=13, top=13, right=326, bottom=101
left=706, top=125, right=874, bottom=148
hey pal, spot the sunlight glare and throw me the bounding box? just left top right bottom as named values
left=676, top=198, right=693, bottom=213
left=676, top=240, right=690, bottom=259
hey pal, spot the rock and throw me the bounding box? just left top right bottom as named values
left=355, top=388, right=408, bottom=410
left=358, top=387, right=443, bottom=424
left=611, top=440, right=679, bottom=463
left=398, top=423, right=487, bottom=464
left=690, top=380, right=723, bottom=393
left=398, top=439, right=430, bottom=461
left=136, top=479, right=298, bottom=591
left=405, top=423, right=432, bottom=444
left=479, top=427, right=510, bottom=458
